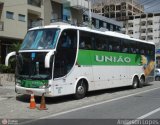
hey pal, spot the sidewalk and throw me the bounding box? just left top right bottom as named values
left=0, top=73, right=15, bottom=86
left=0, top=73, right=15, bottom=97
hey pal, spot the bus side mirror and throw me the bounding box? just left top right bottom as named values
left=5, top=51, right=16, bottom=66
left=45, top=51, right=55, bottom=68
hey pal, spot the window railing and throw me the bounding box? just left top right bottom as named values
left=28, top=20, right=42, bottom=29
left=0, top=21, right=4, bottom=31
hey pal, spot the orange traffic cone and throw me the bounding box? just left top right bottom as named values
left=38, top=93, right=47, bottom=110
left=29, top=94, right=36, bottom=109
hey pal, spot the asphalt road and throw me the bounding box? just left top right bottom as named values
left=0, top=81, right=160, bottom=125
left=23, top=82, right=160, bottom=125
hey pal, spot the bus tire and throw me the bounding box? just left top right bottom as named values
left=139, top=76, right=145, bottom=88
left=131, top=77, right=138, bottom=89
left=155, top=76, right=160, bottom=81
left=75, top=80, right=87, bottom=99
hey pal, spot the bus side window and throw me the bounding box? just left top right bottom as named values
left=95, top=34, right=107, bottom=51
left=109, top=37, right=121, bottom=52
left=109, top=44, right=112, bottom=51
left=85, top=41, right=92, bottom=49
left=79, top=41, right=85, bottom=49
left=129, top=40, right=137, bottom=54
left=136, top=48, right=139, bottom=54
left=121, top=39, right=129, bottom=53
left=79, top=31, right=93, bottom=50
left=130, top=48, right=136, bottom=54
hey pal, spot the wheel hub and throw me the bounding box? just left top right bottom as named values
left=77, top=86, right=84, bottom=94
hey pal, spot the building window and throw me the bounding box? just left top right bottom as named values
left=6, top=11, right=14, bottom=19
left=110, top=25, right=113, bottom=31
left=95, top=19, right=99, bottom=29
left=63, top=3, right=71, bottom=22
left=103, top=22, right=107, bottom=28
left=18, top=14, right=25, bottom=22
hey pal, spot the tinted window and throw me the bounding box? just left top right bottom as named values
left=95, top=34, right=108, bottom=51
left=54, top=29, right=77, bottom=78
left=108, top=36, right=121, bottom=52
left=121, top=39, right=130, bottom=53
left=129, top=40, right=137, bottom=54
left=79, top=31, right=94, bottom=50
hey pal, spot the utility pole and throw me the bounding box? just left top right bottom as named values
left=88, top=0, right=92, bottom=28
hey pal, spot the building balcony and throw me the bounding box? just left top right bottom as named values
left=28, top=12, right=42, bottom=29
left=27, top=0, right=43, bottom=16
left=28, top=19, right=42, bottom=29
left=69, top=0, right=88, bottom=9
left=121, top=27, right=126, bottom=32
left=147, top=17, right=153, bottom=21
left=141, top=18, right=147, bottom=22
left=141, top=32, right=147, bottom=36
left=140, top=36, right=146, bottom=40
left=128, top=27, right=133, bottom=30
left=128, top=20, right=134, bottom=23
left=147, top=35, right=153, bottom=39
left=147, top=32, right=153, bottom=36
left=28, top=0, right=42, bottom=8
left=140, top=21, right=146, bottom=26
left=147, top=25, right=153, bottom=28
left=0, top=21, right=3, bottom=31
left=141, top=25, right=146, bottom=29
left=128, top=31, right=133, bottom=35
left=52, top=0, right=69, bottom=4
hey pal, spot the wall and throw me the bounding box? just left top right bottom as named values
left=0, top=0, right=28, bottom=39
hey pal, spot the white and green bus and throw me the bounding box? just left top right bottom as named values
left=5, top=22, right=155, bottom=99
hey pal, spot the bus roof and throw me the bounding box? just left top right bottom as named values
left=29, top=22, right=155, bottom=46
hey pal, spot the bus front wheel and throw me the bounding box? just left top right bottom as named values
left=75, top=80, right=87, bottom=99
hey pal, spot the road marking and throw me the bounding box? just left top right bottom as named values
left=137, top=107, right=160, bottom=119
left=21, top=86, right=160, bottom=125
left=0, top=97, right=7, bottom=101
left=125, top=107, right=160, bottom=125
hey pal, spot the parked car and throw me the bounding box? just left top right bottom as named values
left=155, top=69, right=160, bottom=81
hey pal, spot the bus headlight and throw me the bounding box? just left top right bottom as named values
left=39, top=83, right=51, bottom=89
left=39, top=85, right=46, bottom=89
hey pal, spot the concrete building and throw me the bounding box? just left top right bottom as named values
left=0, top=0, right=88, bottom=64
left=125, top=13, right=160, bottom=47
left=92, top=0, right=144, bottom=21
left=83, top=11, right=123, bottom=31
left=0, top=0, right=44, bottom=64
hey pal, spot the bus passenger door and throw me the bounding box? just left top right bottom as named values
left=53, top=29, right=77, bottom=79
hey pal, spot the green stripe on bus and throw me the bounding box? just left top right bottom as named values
left=77, top=50, right=141, bottom=66
left=20, top=80, right=48, bottom=88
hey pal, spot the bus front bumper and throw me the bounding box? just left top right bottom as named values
left=16, top=85, right=54, bottom=97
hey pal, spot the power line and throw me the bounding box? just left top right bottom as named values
left=145, top=1, right=160, bottom=10
left=140, top=0, right=154, bottom=5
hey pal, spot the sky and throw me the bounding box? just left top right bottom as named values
left=139, top=0, right=160, bottom=13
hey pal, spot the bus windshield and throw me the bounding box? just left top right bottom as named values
left=20, top=28, right=60, bottom=50
left=16, top=52, right=53, bottom=80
